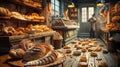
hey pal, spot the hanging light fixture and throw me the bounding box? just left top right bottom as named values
left=97, top=2, right=104, bottom=7
left=68, top=0, right=75, bottom=8
left=97, top=0, right=104, bottom=7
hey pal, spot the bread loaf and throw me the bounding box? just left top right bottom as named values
left=19, top=39, right=35, bottom=51
left=9, top=48, right=25, bottom=58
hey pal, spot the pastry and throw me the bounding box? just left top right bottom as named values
left=90, top=51, right=97, bottom=57
left=103, top=49, right=108, bottom=54
left=65, top=49, right=72, bottom=53
left=0, top=7, right=11, bottom=16
left=78, top=62, right=88, bottom=67
left=96, top=58, right=102, bottom=61
left=73, top=50, right=81, bottom=56
left=81, top=48, right=87, bottom=53
left=19, top=39, right=35, bottom=51
left=23, top=43, right=54, bottom=61
left=3, top=26, right=16, bottom=36
left=23, top=44, right=46, bottom=61
left=98, top=62, right=108, bottom=67
left=95, top=47, right=102, bottom=51
left=88, top=48, right=93, bottom=52
left=9, top=48, right=25, bottom=58
left=74, top=45, right=82, bottom=50
left=71, top=41, right=77, bottom=44
left=63, top=45, right=71, bottom=49
left=99, top=44, right=104, bottom=47
left=16, top=48, right=26, bottom=58
left=11, top=12, right=25, bottom=20
left=80, top=55, right=87, bottom=62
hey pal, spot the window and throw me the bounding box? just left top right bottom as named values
left=81, top=7, right=94, bottom=23
left=82, top=7, right=87, bottom=22
left=88, top=7, right=94, bottom=19
left=51, top=0, right=60, bottom=16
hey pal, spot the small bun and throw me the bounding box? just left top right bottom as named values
left=16, top=48, right=25, bottom=58
left=80, top=55, right=87, bottom=62
left=91, top=51, right=97, bottom=57
left=65, top=49, right=72, bottom=53
left=98, top=62, right=108, bottom=67
left=78, top=62, right=88, bottom=67
left=9, top=49, right=17, bottom=58
left=63, top=45, right=71, bottom=49
left=73, top=51, right=81, bottom=56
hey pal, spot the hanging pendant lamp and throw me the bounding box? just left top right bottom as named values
left=97, top=1, right=104, bottom=7
left=68, top=0, right=75, bottom=8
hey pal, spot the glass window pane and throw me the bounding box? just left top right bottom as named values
left=56, top=0, right=59, bottom=6
left=51, top=0, right=59, bottom=16
left=51, top=0, right=54, bottom=3
left=82, top=7, right=87, bottom=22
left=88, top=7, right=94, bottom=18
left=55, top=6, right=59, bottom=11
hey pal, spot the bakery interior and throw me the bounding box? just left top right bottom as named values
left=0, top=0, right=120, bottom=67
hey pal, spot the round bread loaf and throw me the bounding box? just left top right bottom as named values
left=98, top=62, right=108, bottom=67
left=73, top=51, right=81, bottom=56
left=23, top=44, right=46, bottom=61
left=65, top=49, right=72, bottom=53
left=9, top=48, right=25, bottom=58
left=91, top=51, right=97, bottom=57
left=78, top=62, right=88, bottom=67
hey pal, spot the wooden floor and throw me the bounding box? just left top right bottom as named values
left=57, top=38, right=119, bottom=67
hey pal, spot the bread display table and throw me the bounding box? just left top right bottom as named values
left=0, top=51, right=66, bottom=67
left=52, top=18, right=79, bottom=46
left=0, top=31, right=56, bottom=53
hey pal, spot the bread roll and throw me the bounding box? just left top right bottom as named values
left=9, top=48, right=25, bottom=58
left=73, top=50, right=81, bottom=56
left=65, top=49, right=72, bottom=53
left=90, top=51, right=97, bottom=57
left=80, top=55, right=87, bottom=62
left=78, top=62, right=88, bottom=67
left=19, top=39, right=35, bottom=51
left=98, top=62, right=108, bottom=67
left=23, top=44, right=46, bottom=61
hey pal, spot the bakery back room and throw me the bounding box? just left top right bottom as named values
left=0, top=0, right=120, bottom=67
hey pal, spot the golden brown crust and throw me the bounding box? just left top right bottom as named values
left=63, top=45, right=71, bottom=49
left=103, top=49, right=108, bottom=54
left=80, top=56, right=87, bottom=62
left=98, top=62, right=108, bottom=67
left=23, top=44, right=46, bottom=61
left=91, top=51, right=97, bottom=57
left=9, top=48, right=25, bottom=58
left=73, top=51, right=81, bottom=56
left=78, top=62, right=88, bottom=67
left=65, top=49, right=72, bottom=53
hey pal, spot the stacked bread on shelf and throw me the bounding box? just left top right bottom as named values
left=105, top=1, right=120, bottom=32
left=23, top=0, right=42, bottom=8
left=9, top=39, right=58, bottom=66
left=0, top=24, right=52, bottom=36
left=0, top=7, right=45, bottom=21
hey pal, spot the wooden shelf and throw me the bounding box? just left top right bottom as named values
left=0, top=16, right=44, bottom=23
left=0, top=31, right=55, bottom=43
left=8, top=0, right=42, bottom=11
